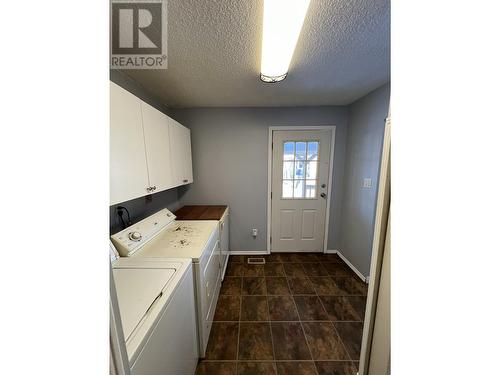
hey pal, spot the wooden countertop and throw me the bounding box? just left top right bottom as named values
left=174, top=205, right=228, bottom=220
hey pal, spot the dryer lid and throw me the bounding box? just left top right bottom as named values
left=112, top=267, right=176, bottom=340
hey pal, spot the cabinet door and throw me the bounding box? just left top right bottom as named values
left=169, top=118, right=193, bottom=186
left=110, top=82, right=150, bottom=205
left=141, top=102, right=174, bottom=193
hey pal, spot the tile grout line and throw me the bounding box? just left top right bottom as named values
left=214, top=320, right=363, bottom=323
left=212, top=255, right=363, bottom=373
left=302, top=260, right=357, bottom=369
left=238, top=293, right=366, bottom=297
left=236, top=276, right=242, bottom=371
left=298, top=263, right=322, bottom=375
left=308, top=261, right=355, bottom=363
left=285, top=273, right=320, bottom=375
left=314, top=278, right=354, bottom=364
left=264, top=277, right=278, bottom=375
left=205, top=359, right=359, bottom=362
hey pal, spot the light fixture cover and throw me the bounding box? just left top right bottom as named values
left=260, top=0, right=311, bottom=83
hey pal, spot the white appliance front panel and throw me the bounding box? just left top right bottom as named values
left=129, top=264, right=198, bottom=375
left=112, top=212, right=222, bottom=360
left=197, top=235, right=221, bottom=356
left=111, top=258, right=193, bottom=364
left=113, top=268, right=175, bottom=340
left=110, top=209, right=176, bottom=257
left=219, top=210, right=230, bottom=280
left=136, top=220, right=219, bottom=261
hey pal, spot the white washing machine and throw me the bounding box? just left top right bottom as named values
left=111, top=257, right=198, bottom=375
left=111, top=209, right=221, bottom=357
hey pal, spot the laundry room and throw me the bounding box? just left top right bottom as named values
left=107, top=1, right=391, bottom=373
left=4, top=1, right=500, bottom=375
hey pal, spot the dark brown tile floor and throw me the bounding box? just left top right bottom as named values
left=196, top=253, right=367, bottom=375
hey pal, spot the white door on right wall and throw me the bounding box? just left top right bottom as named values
left=271, top=130, right=333, bottom=252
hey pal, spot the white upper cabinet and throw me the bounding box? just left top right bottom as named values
left=110, top=82, right=150, bottom=205
left=110, top=82, right=193, bottom=205
left=169, top=118, right=193, bottom=186
left=141, top=101, right=175, bottom=193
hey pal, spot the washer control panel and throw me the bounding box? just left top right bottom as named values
left=111, top=208, right=176, bottom=257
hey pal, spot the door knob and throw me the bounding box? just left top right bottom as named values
left=320, top=193, right=326, bottom=198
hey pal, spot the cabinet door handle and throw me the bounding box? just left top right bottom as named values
left=152, top=186, right=157, bottom=191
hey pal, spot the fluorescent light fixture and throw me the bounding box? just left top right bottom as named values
left=260, top=0, right=311, bottom=83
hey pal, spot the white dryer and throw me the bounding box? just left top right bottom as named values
left=111, top=257, right=198, bottom=375
left=111, top=209, right=221, bottom=357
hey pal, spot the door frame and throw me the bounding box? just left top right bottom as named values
left=267, top=126, right=336, bottom=254
left=358, top=114, right=391, bottom=375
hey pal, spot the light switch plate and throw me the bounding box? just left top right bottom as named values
left=363, top=178, right=372, bottom=188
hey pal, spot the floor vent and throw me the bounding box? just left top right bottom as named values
left=247, top=257, right=266, bottom=265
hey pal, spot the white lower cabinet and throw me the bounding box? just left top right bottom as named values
left=110, top=82, right=193, bottom=205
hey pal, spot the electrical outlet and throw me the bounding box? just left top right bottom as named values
left=363, top=178, right=372, bottom=188
left=252, top=228, right=258, bottom=237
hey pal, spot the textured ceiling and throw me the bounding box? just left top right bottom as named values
left=121, top=0, right=390, bottom=107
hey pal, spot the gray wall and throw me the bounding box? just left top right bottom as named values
left=110, top=188, right=181, bottom=234
left=170, top=107, right=349, bottom=252
left=339, top=83, right=390, bottom=277
left=109, top=71, right=180, bottom=233
left=110, top=70, right=172, bottom=116
left=110, top=71, right=390, bottom=278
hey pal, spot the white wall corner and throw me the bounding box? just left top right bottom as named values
left=324, top=249, right=339, bottom=254
left=327, top=249, right=367, bottom=283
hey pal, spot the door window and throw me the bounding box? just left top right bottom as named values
left=282, top=141, right=319, bottom=199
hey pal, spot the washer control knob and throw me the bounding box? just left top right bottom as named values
left=129, top=231, right=142, bottom=242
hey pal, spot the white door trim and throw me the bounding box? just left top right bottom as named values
left=358, top=115, right=391, bottom=375
left=267, top=126, right=336, bottom=254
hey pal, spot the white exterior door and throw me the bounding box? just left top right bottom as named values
left=271, top=130, right=333, bottom=252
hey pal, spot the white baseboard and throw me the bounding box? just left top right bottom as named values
left=325, top=249, right=367, bottom=283
left=229, top=249, right=368, bottom=283
left=229, top=250, right=270, bottom=255
left=324, top=249, right=339, bottom=254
